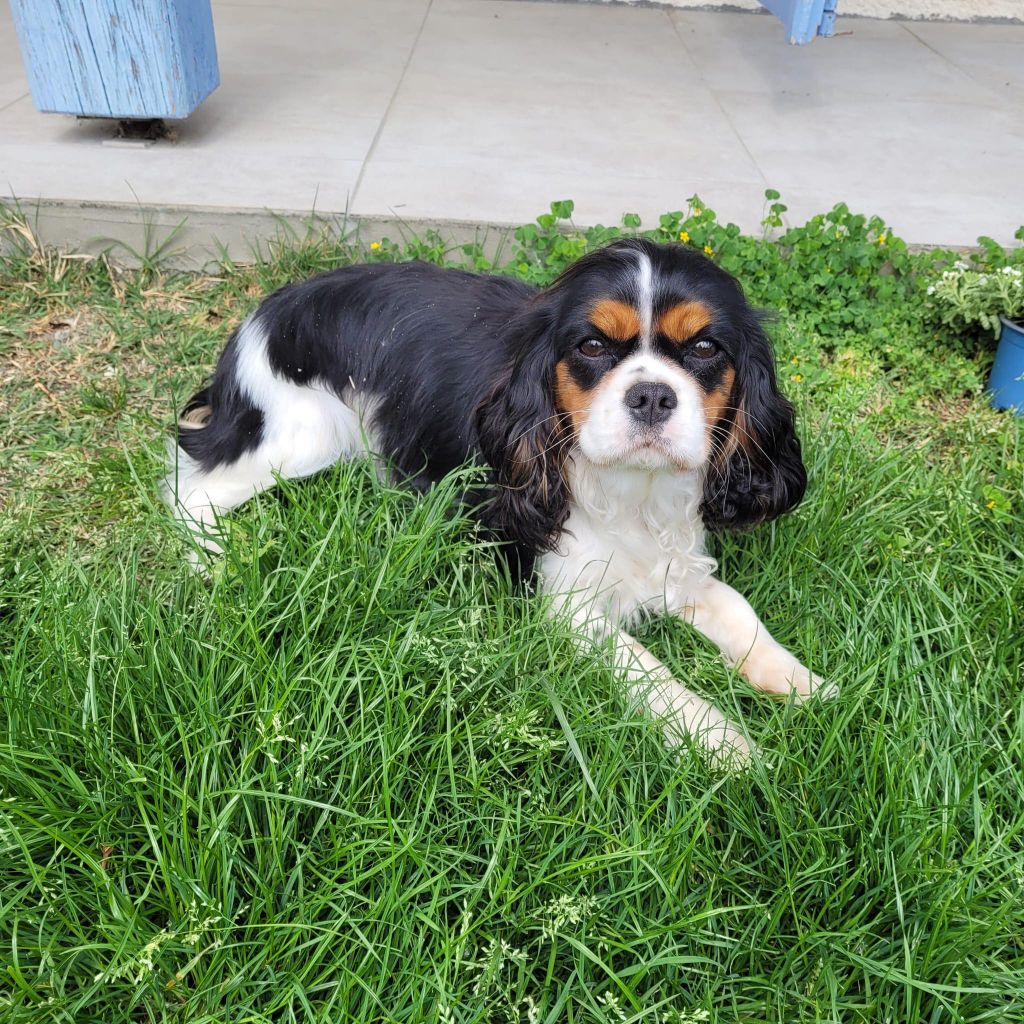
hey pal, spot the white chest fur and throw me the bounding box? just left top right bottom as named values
left=537, top=460, right=717, bottom=626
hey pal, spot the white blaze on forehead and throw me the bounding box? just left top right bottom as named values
left=635, top=248, right=654, bottom=349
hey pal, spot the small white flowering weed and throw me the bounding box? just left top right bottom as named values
left=927, top=261, right=1024, bottom=337
left=462, top=936, right=528, bottom=997
left=94, top=898, right=224, bottom=985
left=538, top=892, right=599, bottom=940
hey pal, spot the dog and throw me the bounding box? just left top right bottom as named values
left=164, top=238, right=831, bottom=762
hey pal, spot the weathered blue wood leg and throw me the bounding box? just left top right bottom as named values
left=9, top=0, right=219, bottom=119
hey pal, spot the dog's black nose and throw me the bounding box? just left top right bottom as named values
left=625, top=382, right=677, bottom=426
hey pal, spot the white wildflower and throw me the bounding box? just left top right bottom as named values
left=662, top=1011, right=711, bottom=1024
left=256, top=710, right=301, bottom=763
left=486, top=706, right=565, bottom=754
left=96, top=927, right=173, bottom=983
left=539, top=893, right=598, bottom=940
left=182, top=898, right=223, bottom=946
left=93, top=898, right=224, bottom=983
left=597, top=992, right=629, bottom=1022
left=521, top=994, right=541, bottom=1024
left=463, top=937, right=528, bottom=996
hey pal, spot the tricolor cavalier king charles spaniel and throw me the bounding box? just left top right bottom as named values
left=165, top=239, right=832, bottom=762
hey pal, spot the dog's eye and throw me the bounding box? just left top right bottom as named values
left=690, top=338, right=718, bottom=359
left=578, top=339, right=606, bottom=358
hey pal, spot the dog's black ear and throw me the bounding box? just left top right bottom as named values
left=701, top=313, right=806, bottom=532
left=476, top=305, right=571, bottom=560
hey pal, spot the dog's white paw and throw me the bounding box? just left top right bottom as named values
left=783, top=664, right=838, bottom=704
left=805, top=672, right=839, bottom=702
left=740, top=644, right=833, bottom=703
left=661, top=707, right=755, bottom=771
left=706, top=723, right=756, bottom=771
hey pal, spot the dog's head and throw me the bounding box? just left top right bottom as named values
left=477, top=238, right=806, bottom=552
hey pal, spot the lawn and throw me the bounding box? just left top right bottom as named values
left=1, top=201, right=1022, bottom=1024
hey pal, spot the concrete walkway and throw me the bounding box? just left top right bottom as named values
left=1, top=0, right=1022, bottom=262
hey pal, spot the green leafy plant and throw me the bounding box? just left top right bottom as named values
left=926, top=261, right=1024, bottom=338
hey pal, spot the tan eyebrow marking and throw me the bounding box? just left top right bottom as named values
left=589, top=299, right=641, bottom=342
left=657, top=301, right=713, bottom=343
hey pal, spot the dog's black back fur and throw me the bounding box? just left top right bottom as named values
left=181, top=263, right=537, bottom=484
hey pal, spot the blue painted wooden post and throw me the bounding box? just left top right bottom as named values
left=759, top=0, right=839, bottom=44
left=8, top=0, right=219, bottom=119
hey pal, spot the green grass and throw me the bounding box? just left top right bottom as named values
left=1, top=206, right=1023, bottom=1023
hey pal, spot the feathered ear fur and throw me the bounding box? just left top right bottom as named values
left=476, top=304, right=572, bottom=563
left=701, top=313, right=806, bottom=532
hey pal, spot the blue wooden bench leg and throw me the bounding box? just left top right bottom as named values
left=9, top=0, right=219, bottom=119
left=759, top=0, right=840, bottom=45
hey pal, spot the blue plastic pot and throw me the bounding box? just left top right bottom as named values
left=989, top=316, right=1024, bottom=414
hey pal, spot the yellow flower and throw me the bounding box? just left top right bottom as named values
left=703, top=245, right=713, bottom=255
left=791, top=356, right=800, bottom=364
left=679, top=231, right=690, bottom=243
left=877, top=234, right=887, bottom=245
left=370, top=242, right=381, bottom=251
left=692, top=206, right=701, bottom=216
left=790, top=373, right=803, bottom=382
left=986, top=500, right=997, bottom=509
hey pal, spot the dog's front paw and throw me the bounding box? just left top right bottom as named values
left=804, top=672, right=839, bottom=702
left=740, top=644, right=835, bottom=703
left=786, top=664, right=838, bottom=704
left=660, top=701, right=755, bottom=770
left=704, top=721, right=756, bottom=771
